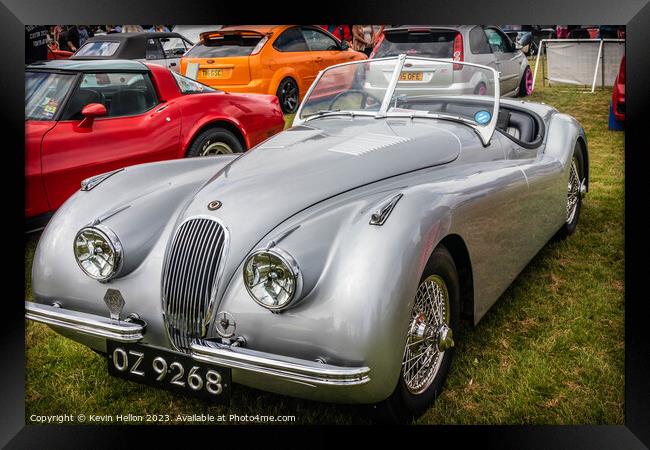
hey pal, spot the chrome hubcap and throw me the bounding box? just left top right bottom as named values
left=402, top=274, right=453, bottom=395
left=200, top=140, right=233, bottom=156
left=566, top=157, right=580, bottom=223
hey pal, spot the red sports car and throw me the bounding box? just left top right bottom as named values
left=25, top=59, right=285, bottom=228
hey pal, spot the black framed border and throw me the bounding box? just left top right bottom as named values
left=2, top=0, right=649, bottom=447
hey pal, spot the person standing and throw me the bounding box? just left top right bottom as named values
left=60, top=25, right=80, bottom=52
left=122, top=25, right=144, bottom=33
left=149, top=25, right=170, bottom=32
left=329, top=25, right=352, bottom=46
left=352, top=25, right=375, bottom=56
left=77, top=25, right=92, bottom=46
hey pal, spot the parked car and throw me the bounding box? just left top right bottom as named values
left=612, top=54, right=625, bottom=123
left=70, top=32, right=194, bottom=73
left=370, top=25, right=533, bottom=97
left=25, top=59, right=285, bottom=229
left=179, top=25, right=367, bottom=113
left=26, top=56, right=589, bottom=422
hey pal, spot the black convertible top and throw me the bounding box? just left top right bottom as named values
left=70, top=32, right=187, bottom=60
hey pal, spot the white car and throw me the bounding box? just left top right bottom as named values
left=371, top=25, right=533, bottom=97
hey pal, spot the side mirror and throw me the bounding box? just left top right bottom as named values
left=518, top=32, right=532, bottom=47
left=340, top=40, right=349, bottom=50
left=79, top=103, right=107, bottom=128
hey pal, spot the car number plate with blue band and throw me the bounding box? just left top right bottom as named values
left=107, top=340, right=231, bottom=403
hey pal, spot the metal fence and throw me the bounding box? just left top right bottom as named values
left=532, top=39, right=625, bottom=92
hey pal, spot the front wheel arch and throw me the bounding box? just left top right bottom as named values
left=437, top=234, right=475, bottom=324
left=184, top=121, right=247, bottom=157
left=576, top=135, right=589, bottom=192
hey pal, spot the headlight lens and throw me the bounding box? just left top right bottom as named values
left=73, top=226, right=122, bottom=281
left=243, top=250, right=300, bottom=310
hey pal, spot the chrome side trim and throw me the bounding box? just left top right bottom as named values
left=25, top=301, right=145, bottom=342
left=190, top=342, right=371, bottom=386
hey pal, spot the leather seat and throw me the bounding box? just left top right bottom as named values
left=507, top=111, right=535, bottom=143
left=109, top=89, right=149, bottom=116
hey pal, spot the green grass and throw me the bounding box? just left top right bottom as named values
left=24, top=76, right=624, bottom=424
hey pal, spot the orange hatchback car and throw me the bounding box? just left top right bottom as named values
left=180, top=25, right=367, bottom=113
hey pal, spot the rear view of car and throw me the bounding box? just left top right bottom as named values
left=368, top=27, right=485, bottom=96
left=181, top=29, right=267, bottom=91
left=180, top=25, right=367, bottom=113
left=370, top=25, right=530, bottom=98
left=371, top=27, right=463, bottom=62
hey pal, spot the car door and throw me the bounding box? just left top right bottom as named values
left=40, top=70, right=182, bottom=211
left=160, top=36, right=192, bottom=72
left=484, top=27, right=520, bottom=95
left=301, top=26, right=348, bottom=72
left=269, top=26, right=315, bottom=91
left=144, top=37, right=168, bottom=69
left=300, top=27, right=355, bottom=94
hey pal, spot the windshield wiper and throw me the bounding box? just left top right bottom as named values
left=304, top=109, right=358, bottom=120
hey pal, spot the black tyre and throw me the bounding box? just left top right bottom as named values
left=276, top=77, right=299, bottom=114
left=518, top=66, right=533, bottom=97
left=375, top=246, right=460, bottom=423
left=185, top=127, right=244, bottom=157
left=556, top=142, right=585, bottom=239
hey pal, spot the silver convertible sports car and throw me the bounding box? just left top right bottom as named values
left=26, top=56, right=588, bottom=422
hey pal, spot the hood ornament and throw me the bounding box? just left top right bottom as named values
left=208, top=200, right=222, bottom=211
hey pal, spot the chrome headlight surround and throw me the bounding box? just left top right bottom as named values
left=73, top=225, right=123, bottom=282
left=243, top=248, right=303, bottom=312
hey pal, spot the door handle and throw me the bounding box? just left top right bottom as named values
left=315, top=57, right=323, bottom=62
left=170, top=62, right=177, bottom=66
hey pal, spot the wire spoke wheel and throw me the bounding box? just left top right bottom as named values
left=200, top=140, right=233, bottom=156
left=566, top=157, right=580, bottom=223
left=402, top=274, right=452, bottom=395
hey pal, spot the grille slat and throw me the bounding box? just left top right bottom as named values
left=162, top=217, right=227, bottom=352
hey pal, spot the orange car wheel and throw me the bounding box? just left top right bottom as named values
left=276, top=77, right=299, bottom=114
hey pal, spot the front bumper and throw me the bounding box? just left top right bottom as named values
left=25, top=301, right=145, bottom=342
left=25, top=301, right=374, bottom=403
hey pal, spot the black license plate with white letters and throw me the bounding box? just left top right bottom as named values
left=107, top=340, right=231, bottom=403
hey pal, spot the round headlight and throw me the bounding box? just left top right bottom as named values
left=243, top=250, right=301, bottom=310
left=73, top=226, right=122, bottom=281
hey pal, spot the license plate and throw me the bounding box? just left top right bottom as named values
left=107, top=340, right=231, bottom=403
left=201, top=68, right=223, bottom=78
left=399, top=71, right=423, bottom=81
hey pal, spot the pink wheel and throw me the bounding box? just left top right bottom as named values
left=520, top=67, right=533, bottom=97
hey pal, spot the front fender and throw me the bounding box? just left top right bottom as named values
left=32, top=156, right=238, bottom=319
left=215, top=184, right=454, bottom=402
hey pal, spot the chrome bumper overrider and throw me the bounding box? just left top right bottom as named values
left=24, top=301, right=371, bottom=388
left=190, top=342, right=371, bottom=387
left=25, top=301, right=145, bottom=342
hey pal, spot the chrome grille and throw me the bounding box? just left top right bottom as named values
left=162, top=217, right=227, bottom=352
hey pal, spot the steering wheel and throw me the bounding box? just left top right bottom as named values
left=328, top=89, right=383, bottom=111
